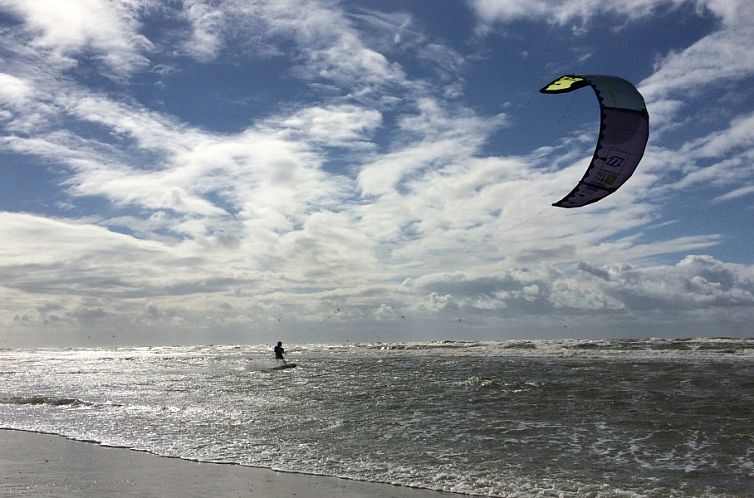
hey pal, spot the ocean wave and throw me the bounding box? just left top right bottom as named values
left=362, top=340, right=486, bottom=351
left=323, top=338, right=754, bottom=360
left=1, top=395, right=93, bottom=407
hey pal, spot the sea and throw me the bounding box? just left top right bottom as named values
left=1, top=338, right=754, bottom=497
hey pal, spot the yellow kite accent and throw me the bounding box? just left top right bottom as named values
left=540, top=76, right=585, bottom=93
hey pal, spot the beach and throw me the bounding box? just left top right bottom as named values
left=0, top=430, right=461, bottom=497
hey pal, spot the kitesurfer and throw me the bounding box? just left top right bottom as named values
left=274, top=341, right=286, bottom=363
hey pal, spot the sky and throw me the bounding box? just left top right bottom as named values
left=1, top=0, right=754, bottom=347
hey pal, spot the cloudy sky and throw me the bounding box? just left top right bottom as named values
left=2, top=0, right=754, bottom=347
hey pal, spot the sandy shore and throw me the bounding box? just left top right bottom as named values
left=1, top=429, right=465, bottom=497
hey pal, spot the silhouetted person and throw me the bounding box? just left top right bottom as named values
left=274, top=341, right=286, bottom=363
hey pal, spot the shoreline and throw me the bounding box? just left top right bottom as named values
left=1, top=429, right=468, bottom=497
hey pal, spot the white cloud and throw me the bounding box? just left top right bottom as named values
left=0, top=213, right=161, bottom=262
left=2, top=0, right=754, bottom=346
left=357, top=99, right=506, bottom=196
left=0, top=0, right=154, bottom=78
left=697, top=0, right=754, bottom=25
left=180, top=0, right=226, bottom=62
left=61, top=93, right=195, bottom=156
left=404, top=255, right=754, bottom=315
left=654, top=109, right=754, bottom=201
left=218, top=0, right=406, bottom=93
left=425, top=292, right=459, bottom=311
left=468, top=0, right=754, bottom=30
left=469, top=0, right=687, bottom=30
left=686, top=112, right=754, bottom=160
left=0, top=72, right=32, bottom=105
left=713, top=185, right=754, bottom=203
left=639, top=22, right=754, bottom=106
left=268, top=104, right=383, bottom=147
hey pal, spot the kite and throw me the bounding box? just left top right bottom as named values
left=540, top=75, right=649, bottom=208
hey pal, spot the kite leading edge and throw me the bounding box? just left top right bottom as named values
left=540, top=75, right=649, bottom=208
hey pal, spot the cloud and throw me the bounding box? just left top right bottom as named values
left=651, top=109, right=754, bottom=201
left=221, top=0, right=406, bottom=94
left=266, top=104, right=383, bottom=147
left=2, top=0, right=754, bottom=346
left=639, top=21, right=754, bottom=106
left=0, top=212, right=164, bottom=266
left=404, top=255, right=754, bottom=315
left=0, top=0, right=154, bottom=78
left=0, top=72, right=32, bottom=105
left=0, top=72, right=369, bottom=237
left=685, top=112, right=754, bottom=160
left=713, top=185, right=754, bottom=203
left=605, top=255, right=754, bottom=309
left=180, top=0, right=226, bottom=62
left=468, top=0, right=684, bottom=31
left=468, top=0, right=753, bottom=30
left=351, top=7, right=467, bottom=89
left=357, top=99, right=507, bottom=196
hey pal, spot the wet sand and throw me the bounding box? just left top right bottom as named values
left=1, top=429, right=464, bottom=497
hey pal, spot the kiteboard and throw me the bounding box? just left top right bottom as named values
left=270, top=363, right=297, bottom=370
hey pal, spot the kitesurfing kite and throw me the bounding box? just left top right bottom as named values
left=540, top=75, right=649, bottom=208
